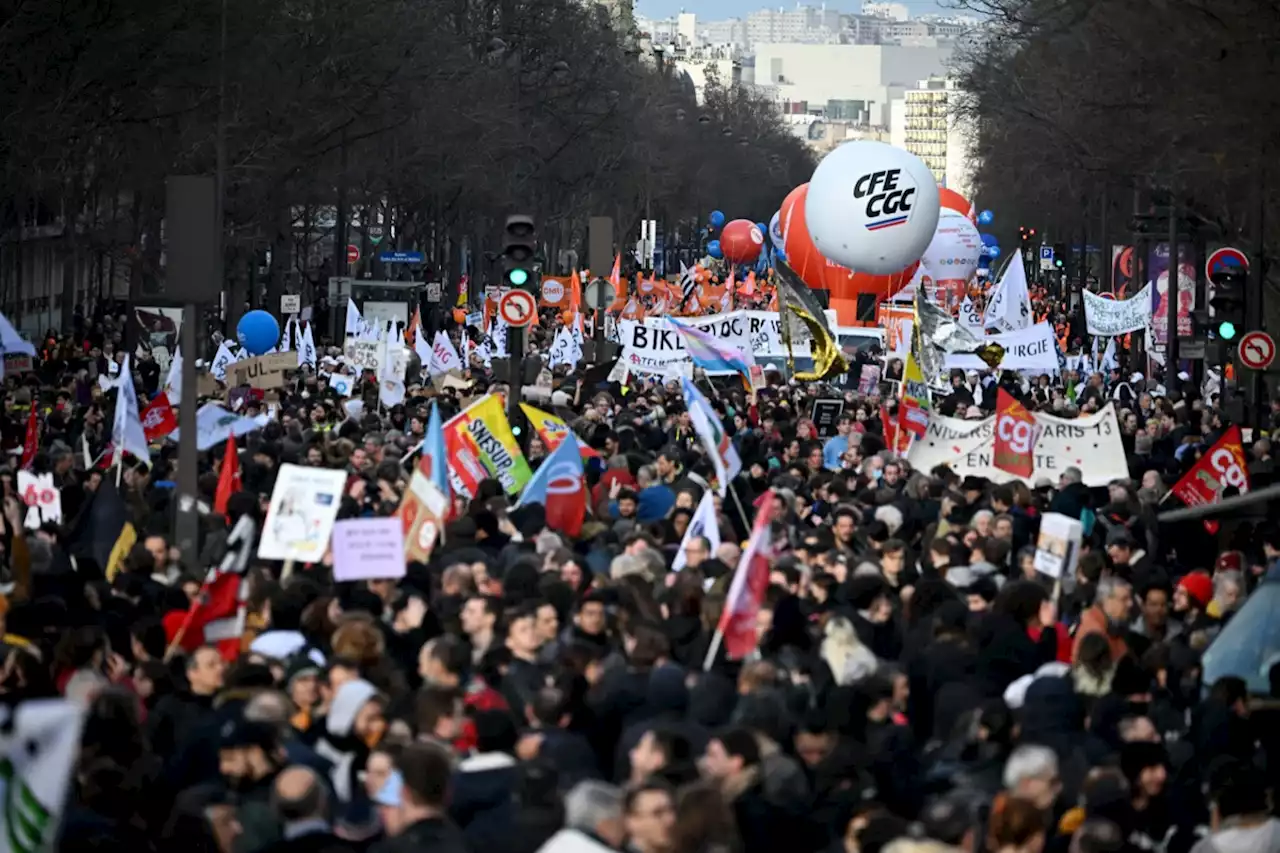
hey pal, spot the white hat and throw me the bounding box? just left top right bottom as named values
left=1130, top=372, right=1144, bottom=383
left=1178, top=371, right=1190, bottom=381
left=1003, top=674, right=1036, bottom=710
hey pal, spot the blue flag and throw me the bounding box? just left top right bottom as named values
left=518, top=432, right=587, bottom=538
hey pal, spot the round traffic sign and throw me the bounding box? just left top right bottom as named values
left=346, top=244, right=361, bottom=265
left=499, top=289, right=537, bottom=327
left=1207, top=247, right=1248, bottom=281
left=1238, top=331, right=1275, bottom=370
left=584, top=277, right=616, bottom=311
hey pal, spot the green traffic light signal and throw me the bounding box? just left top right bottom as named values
left=1055, top=259, right=1063, bottom=268
left=507, top=268, right=529, bottom=287
left=1219, top=320, right=1238, bottom=340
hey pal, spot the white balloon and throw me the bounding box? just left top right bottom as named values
left=769, top=210, right=784, bottom=246
left=805, top=141, right=940, bottom=275
left=920, top=213, right=983, bottom=289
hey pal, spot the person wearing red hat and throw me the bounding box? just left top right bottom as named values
left=1173, top=571, right=1219, bottom=641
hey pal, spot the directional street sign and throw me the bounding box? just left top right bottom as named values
left=1238, top=331, right=1276, bottom=371
left=379, top=251, right=424, bottom=264
left=498, top=289, right=537, bottom=327
left=1207, top=247, right=1248, bottom=281
left=346, top=244, right=360, bottom=265
left=1039, top=245, right=1054, bottom=271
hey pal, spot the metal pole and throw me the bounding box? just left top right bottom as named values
left=176, top=302, right=200, bottom=568
left=1249, top=166, right=1266, bottom=428
left=507, top=323, right=527, bottom=454
left=1100, top=187, right=1112, bottom=294
left=1165, top=193, right=1179, bottom=391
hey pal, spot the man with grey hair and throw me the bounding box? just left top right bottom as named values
left=270, top=765, right=344, bottom=850
left=1003, top=744, right=1060, bottom=810
left=1072, top=576, right=1133, bottom=664
left=536, top=781, right=625, bottom=853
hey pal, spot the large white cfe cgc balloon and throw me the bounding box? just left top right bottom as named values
left=805, top=141, right=941, bottom=275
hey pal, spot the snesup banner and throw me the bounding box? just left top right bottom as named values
left=907, top=403, right=1127, bottom=486
left=443, top=394, right=533, bottom=497
left=944, top=322, right=1059, bottom=373
left=1083, top=284, right=1152, bottom=336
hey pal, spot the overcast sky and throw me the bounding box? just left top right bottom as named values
left=634, top=0, right=948, bottom=19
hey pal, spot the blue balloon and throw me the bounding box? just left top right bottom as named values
left=980, top=232, right=999, bottom=247
left=707, top=240, right=723, bottom=259
left=755, top=222, right=769, bottom=240
left=978, top=209, right=994, bottom=225
left=237, top=310, right=280, bottom=356
left=978, top=255, right=991, bottom=270
left=774, top=246, right=787, bottom=263
left=709, top=210, right=726, bottom=228
left=988, top=245, right=1001, bottom=259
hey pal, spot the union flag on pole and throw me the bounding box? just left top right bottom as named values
left=1171, top=425, right=1250, bottom=508
left=706, top=490, right=776, bottom=668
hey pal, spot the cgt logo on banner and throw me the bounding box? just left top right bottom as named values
left=993, top=389, right=1039, bottom=479
left=1083, top=284, right=1152, bottom=336
left=908, top=403, right=1128, bottom=487
left=1171, top=425, right=1250, bottom=507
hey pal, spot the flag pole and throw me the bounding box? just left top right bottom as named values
left=702, top=627, right=725, bottom=672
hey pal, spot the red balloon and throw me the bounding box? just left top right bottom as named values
left=719, top=219, right=765, bottom=264
left=938, top=188, right=975, bottom=222
left=781, top=184, right=917, bottom=299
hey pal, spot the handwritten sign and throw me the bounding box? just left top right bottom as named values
left=332, top=517, right=406, bottom=581
left=232, top=352, right=296, bottom=389
left=344, top=336, right=382, bottom=372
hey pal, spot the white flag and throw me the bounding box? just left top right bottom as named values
left=428, top=331, right=463, bottom=376
left=673, top=490, right=721, bottom=572
left=165, top=347, right=183, bottom=404
left=0, top=700, right=85, bottom=853
left=209, top=341, right=238, bottom=381
left=112, top=356, right=151, bottom=465
left=345, top=298, right=365, bottom=337
left=983, top=249, right=1032, bottom=333
left=548, top=326, right=579, bottom=369
left=681, top=377, right=741, bottom=496
left=299, top=322, right=318, bottom=369
left=412, top=320, right=432, bottom=367
left=1100, top=337, right=1117, bottom=372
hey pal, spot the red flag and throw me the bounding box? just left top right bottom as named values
left=140, top=395, right=178, bottom=442
left=214, top=436, right=241, bottom=516
left=710, top=490, right=777, bottom=665
left=1171, top=425, right=1250, bottom=508
left=19, top=402, right=38, bottom=470
left=167, top=515, right=254, bottom=660
left=993, top=389, right=1037, bottom=479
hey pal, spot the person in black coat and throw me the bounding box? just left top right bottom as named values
left=261, top=767, right=354, bottom=853
left=372, top=743, right=468, bottom=853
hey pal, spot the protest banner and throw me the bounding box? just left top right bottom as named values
left=443, top=395, right=533, bottom=497
left=907, top=403, right=1127, bottom=486
left=944, top=322, right=1059, bottom=373
left=1083, top=284, right=1152, bottom=336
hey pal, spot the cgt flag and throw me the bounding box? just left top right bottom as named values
left=1171, top=425, right=1250, bottom=508
left=993, top=388, right=1038, bottom=479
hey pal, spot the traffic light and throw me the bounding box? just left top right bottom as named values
left=1210, top=266, right=1246, bottom=341
left=501, top=214, right=537, bottom=289
left=1053, top=242, right=1066, bottom=270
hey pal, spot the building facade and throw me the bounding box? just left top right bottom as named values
left=890, top=77, right=977, bottom=203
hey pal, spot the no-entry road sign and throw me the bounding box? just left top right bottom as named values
left=498, top=289, right=537, bottom=327
left=1238, top=331, right=1276, bottom=371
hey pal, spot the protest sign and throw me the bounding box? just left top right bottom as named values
left=19, top=471, right=61, bottom=530
left=811, top=399, right=845, bottom=437
left=4, top=354, right=33, bottom=374
left=258, top=464, right=346, bottom=561
left=1034, top=513, right=1083, bottom=580
left=619, top=310, right=810, bottom=378
left=397, top=471, right=449, bottom=563
left=1083, top=284, right=1152, bottom=336
left=343, top=336, right=382, bottom=372
left=332, top=517, right=406, bottom=581
left=907, top=403, right=1127, bottom=487
left=231, top=352, right=296, bottom=389
left=944, top=322, right=1059, bottom=373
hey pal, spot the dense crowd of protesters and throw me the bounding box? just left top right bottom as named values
left=2, top=302, right=1280, bottom=853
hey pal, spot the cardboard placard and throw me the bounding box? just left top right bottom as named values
left=232, top=352, right=296, bottom=389
left=196, top=372, right=221, bottom=398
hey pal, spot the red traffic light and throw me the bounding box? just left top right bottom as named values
left=1029, top=228, right=1036, bottom=236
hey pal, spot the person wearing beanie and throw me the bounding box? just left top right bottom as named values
left=1173, top=571, right=1220, bottom=640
